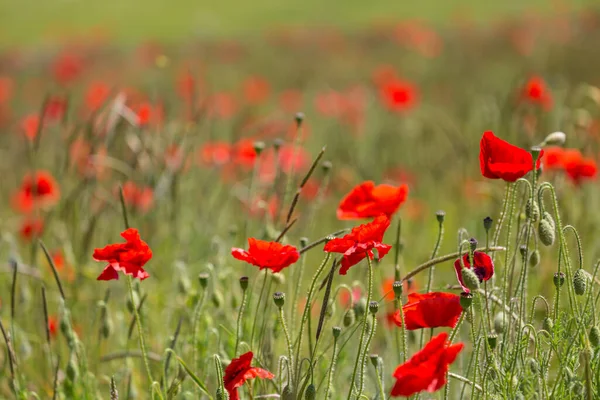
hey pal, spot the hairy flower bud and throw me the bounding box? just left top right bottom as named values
left=589, top=326, right=600, bottom=348
left=527, top=358, right=539, bottom=374
left=305, top=384, right=316, bottom=400
left=343, top=309, right=356, bottom=327
left=526, top=199, right=540, bottom=222
left=529, top=250, right=540, bottom=267
left=461, top=268, right=480, bottom=291
left=216, top=387, right=229, bottom=400
left=543, top=317, right=554, bottom=333
left=282, top=385, right=294, bottom=400
left=493, top=312, right=506, bottom=334
left=573, top=269, right=589, bottom=296
left=538, top=219, right=555, bottom=246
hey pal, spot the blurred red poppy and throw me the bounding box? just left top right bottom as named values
left=199, top=141, right=232, bottom=166
left=479, top=131, right=543, bottom=182
left=278, top=89, right=303, bottom=113
left=392, top=292, right=462, bottom=330
left=19, top=218, right=44, bottom=241
left=223, top=351, right=274, bottom=400
left=379, top=78, right=418, bottom=112
left=391, top=332, right=463, bottom=397
left=20, top=114, right=40, bottom=141
left=12, top=171, right=61, bottom=213
left=93, top=228, right=152, bottom=281
left=324, top=215, right=392, bottom=275
left=48, top=315, right=58, bottom=338
left=0, top=76, right=14, bottom=105
left=53, top=52, right=83, bottom=85
left=243, top=76, right=270, bottom=105
left=337, top=181, right=409, bottom=220
left=120, top=181, right=154, bottom=214
left=85, top=82, right=111, bottom=112
left=44, top=96, right=67, bottom=121
left=563, top=151, right=597, bottom=185
left=520, top=76, right=552, bottom=110
left=454, top=251, right=494, bottom=292
left=232, top=238, right=299, bottom=273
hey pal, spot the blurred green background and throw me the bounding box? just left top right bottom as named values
left=0, top=0, right=598, bottom=47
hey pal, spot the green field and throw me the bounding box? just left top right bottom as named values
left=0, top=0, right=598, bottom=46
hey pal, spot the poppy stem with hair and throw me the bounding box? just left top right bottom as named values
left=346, top=256, right=374, bottom=400
left=234, top=277, right=249, bottom=356
left=118, top=185, right=154, bottom=387
left=325, top=327, right=341, bottom=399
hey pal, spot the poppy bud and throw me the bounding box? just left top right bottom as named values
left=483, top=216, right=493, bottom=232
left=493, top=312, right=506, bottom=334
left=282, top=385, right=294, bottom=400
left=239, top=276, right=249, bottom=290
left=178, top=275, right=191, bottom=295
left=538, top=219, right=555, bottom=246
left=326, top=301, right=336, bottom=318
left=273, top=292, right=286, bottom=308
left=369, top=354, right=380, bottom=368
left=305, top=384, right=316, bottom=400
left=332, top=326, right=341, bottom=338
left=126, top=291, right=140, bottom=313
left=354, top=298, right=366, bottom=319
left=436, top=210, right=445, bottom=224
left=253, top=141, right=266, bottom=155
left=543, top=317, right=554, bottom=333
left=273, top=138, right=284, bottom=151
left=216, top=387, right=229, bottom=400
left=527, top=358, right=539, bottom=374
left=198, top=273, right=209, bottom=289
left=461, top=268, right=480, bottom=291
left=531, top=146, right=542, bottom=163
left=460, top=292, right=473, bottom=309
left=343, top=309, right=356, bottom=327
left=299, top=237, right=309, bottom=248
left=589, top=326, right=600, bottom=348
left=392, top=281, right=403, bottom=298
left=519, top=245, right=528, bottom=259
left=212, top=290, right=224, bottom=308
left=272, top=273, right=285, bottom=285
left=66, top=355, right=79, bottom=381
left=368, top=301, right=379, bottom=315
left=321, top=160, right=332, bottom=174
left=529, top=250, right=540, bottom=267
left=295, top=112, right=305, bottom=126
left=487, top=334, right=498, bottom=350
left=573, top=269, right=589, bottom=296
left=553, top=272, right=565, bottom=288
left=542, top=212, right=556, bottom=229
left=526, top=199, right=540, bottom=222
left=468, top=238, right=478, bottom=253
left=543, top=131, right=566, bottom=146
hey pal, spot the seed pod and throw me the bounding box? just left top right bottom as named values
left=343, top=309, right=356, bottom=327
left=273, top=292, right=285, bottom=308
left=526, top=199, right=540, bottom=222
left=589, top=326, right=600, bottom=348
left=461, top=268, right=480, bottom=291
left=392, top=281, right=403, bottom=298
left=529, top=250, right=540, bottom=267
left=436, top=210, right=446, bottom=224
left=527, top=358, right=539, bottom=374
left=305, top=384, right=316, bottom=400
left=332, top=326, right=341, bottom=338
left=553, top=272, right=565, bottom=288
left=483, top=217, right=493, bottom=232
left=369, top=354, right=380, bottom=368
left=543, top=317, right=554, bottom=333
left=538, top=219, right=555, bottom=246
left=493, top=312, right=506, bottom=334
left=573, top=269, right=588, bottom=296
left=368, top=301, right=379, bottom=315
left=460, top=292, right=473, bottom=309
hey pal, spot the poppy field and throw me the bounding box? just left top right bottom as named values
left=2, top=6, right=600, bottom=400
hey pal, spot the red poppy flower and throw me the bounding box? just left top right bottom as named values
left=223, top=351, right=274, bottom=400
left=542, top=146, right=565, bottom=171
left=12, top=171, right=61, bottom=213
left=243, top=76, right=270, bottom=105
left=20, top=114, right=40, bottom=141
left=391, top=332, right=463, bottom=397
left=120, top=182, right=154, bottom=213
left=93, top=228, right=152, bottom=281
left=85, top=82, right=111, bottom=112
left=520, top=76, right=552, bottom=110
left=454, top=251, right=494, bottom=292
left=324, top=215, right=392, bottom=275
left=199, top=141, right=232, bottom=166
left=19, top=218, right=44, bottom=241
left=562, top=150, right=597, bottom=185
left=379, top=78, right=418, bottom=112
left=232, top=238, right=299, bottom=273
left=48, top=315, right=58, bottom=338
left=53, top=52, right=83, bottom=85
left=231, top=139, right=258, bottom=169
left=337, top=181, right=409, bottom=220
left=479, top=131, right=543, bottom=182
left=392, top=292, right=462, bottom=330
left=44, top=96, right=67, bottom=121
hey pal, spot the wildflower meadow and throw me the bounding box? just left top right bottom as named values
left=2, top=5, right=600, bottom=400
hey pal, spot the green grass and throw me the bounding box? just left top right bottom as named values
left=0, top=0, right=597, bottom=47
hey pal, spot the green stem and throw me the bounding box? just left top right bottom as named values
left=127, top=276, right=153, bottom=386
left=234, top=288, right=248, bottom=356
left=324, top=333, right=339, bottom=399
left=278, top=306, right=295, bottom=389
left=250, top=272, right=268, bottom=349
left=346, top=256, right=374, bottom=400
left=357, top=313, right=377, bottom=397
